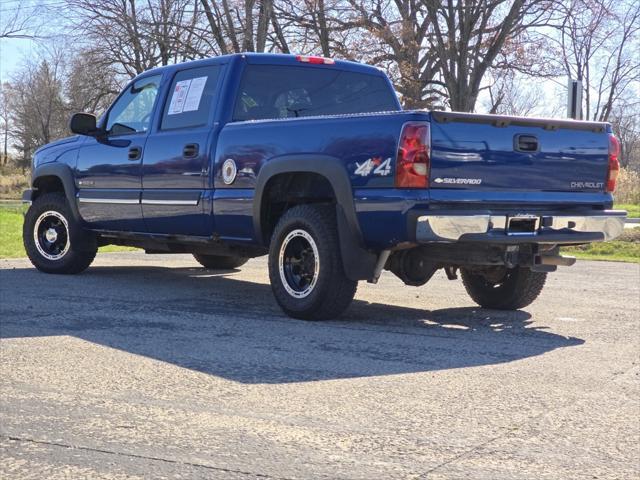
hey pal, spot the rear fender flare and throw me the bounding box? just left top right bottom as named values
left=253, top=155, right=377, bottom=281
left=253, top=155, right=357, bottom=243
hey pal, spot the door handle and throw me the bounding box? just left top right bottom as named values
left=183, top=143, right=199, bottom=158
left=514, top=134, right=539, bottom=152
left=128, top=146, right=142, bottom=161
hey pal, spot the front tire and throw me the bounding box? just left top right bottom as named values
left=268, top=204, right=357, bottom=320
left=461, top=266, right=546, bottom=310
left=23, top=192, right=97, bottom=274
left=193, top=253, right=248, bottom=270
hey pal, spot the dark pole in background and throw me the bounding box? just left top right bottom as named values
left=567, top=78, right=583, bottom=120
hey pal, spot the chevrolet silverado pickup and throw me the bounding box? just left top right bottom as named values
left=22, top=53, right=627, bottom=319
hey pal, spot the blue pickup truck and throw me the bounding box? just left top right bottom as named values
left=22, top=53, right=626, bottom=319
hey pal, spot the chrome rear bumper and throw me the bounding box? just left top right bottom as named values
left=416, top=210, right=627, bottom=244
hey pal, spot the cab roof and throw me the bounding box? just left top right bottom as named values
left=137, top=53, right=385, bottom=79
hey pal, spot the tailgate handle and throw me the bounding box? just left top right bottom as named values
left=514, top=134, right=539, bottom=152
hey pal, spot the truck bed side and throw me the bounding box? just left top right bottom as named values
left=211, top=111, right=429, bottom=244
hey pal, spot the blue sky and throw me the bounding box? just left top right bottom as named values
left=0, top=0, right=70, bottom=82
left=1, top=37, right=35, bottom=82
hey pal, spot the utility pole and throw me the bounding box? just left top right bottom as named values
left=567, top=78, right=583, bottom=120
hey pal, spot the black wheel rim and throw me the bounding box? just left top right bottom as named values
left=278, top=229, right=319, bottom=298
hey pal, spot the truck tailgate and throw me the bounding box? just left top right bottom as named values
left=429, top=112, right=610, bottom=194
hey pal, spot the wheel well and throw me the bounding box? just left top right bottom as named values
left=260, top=172, right=336, bottom=243
left=33, top=175, right=65, bottom=199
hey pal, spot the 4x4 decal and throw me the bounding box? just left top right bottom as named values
left=354, top=157, right=392, bottom=177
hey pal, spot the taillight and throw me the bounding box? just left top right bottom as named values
left=607, top=133, right=620, bottom=193
left=296, top=55, right=335, bottom=65
left=395, top=122, right=430, bottom=188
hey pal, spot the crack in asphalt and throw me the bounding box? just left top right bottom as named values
left=416, top=390, right=618, bottom=478
left=2, top=435, right=297, bottom=480
left=417, top=430, right=514, bottom=478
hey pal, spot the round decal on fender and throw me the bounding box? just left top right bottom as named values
left=222, top=159, right=237, bottom=185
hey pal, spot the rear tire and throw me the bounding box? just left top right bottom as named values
left=461, top=266, right=546, bottom=310
left=193, top=253, right=248, bottom=270
left=268, top=204, right=357, bottom=320
left=23, top=192, right=97, bottom=274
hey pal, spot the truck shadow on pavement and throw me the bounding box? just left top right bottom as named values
left=1, top=264, right=585, bottom=384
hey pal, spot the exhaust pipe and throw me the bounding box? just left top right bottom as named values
left=537, top=254, right=576, bottom=267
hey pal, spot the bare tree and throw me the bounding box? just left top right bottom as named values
left=343, top=0, right=441, bottom=109
left=66, top=0, right=202, bottom=77
left=610, top=103, right=640, bottom=170
left=552, top=0, right=640, bottom=121
left=337, top=0, right=554, bottom=110
left=275, top=0, right=362, bottom=57
left=195, top=0, right=288, bottom=53
left=0, top=83, right=10, bottom=165
left=0, top=1, right=40, bottom=39
left=8, top=50, right=69, bottom=170
left=65, top=49, right=122, bottom=114
left=485, top=70, right=540, bottom=116
left=422, top=0, right=552, bottom=112
left=280, top=0, right=333, bottom=56
left=5, top=0, right=637, bottom=130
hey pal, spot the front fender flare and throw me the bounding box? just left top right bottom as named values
left=30, top=163, right=81, bottom=222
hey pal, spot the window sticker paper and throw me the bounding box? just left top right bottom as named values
left=167, top=79, right=192, bottom=115
left=182, top=76, right=208, bottom=112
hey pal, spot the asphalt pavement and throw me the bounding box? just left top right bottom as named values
left=1, top=253, right=639, bottom=479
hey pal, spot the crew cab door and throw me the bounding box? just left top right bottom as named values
left=76, top=75, right=162, bottom=231
left=141, top=65, right=223, bottom=236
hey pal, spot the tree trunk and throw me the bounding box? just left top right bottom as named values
left=256, top=0, right=272, bottom=53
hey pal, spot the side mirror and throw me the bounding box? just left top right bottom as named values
left=69, top=113, right=98, bottom=136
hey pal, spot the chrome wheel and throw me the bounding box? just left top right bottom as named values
left=33, top=210, right=70, bottom=261
left=278, top=229, right=319, bottom=298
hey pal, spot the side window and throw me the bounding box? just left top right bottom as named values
left=161, top=65, right=221, bottom=130
left=106, top=75, right=162, bottom=135
left=233, top=65, right=399, bottom=121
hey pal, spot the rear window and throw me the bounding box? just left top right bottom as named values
left=233, top=65, right=399, bottom=121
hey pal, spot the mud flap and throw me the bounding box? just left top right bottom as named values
left=336, top=204, right=377, bottom=281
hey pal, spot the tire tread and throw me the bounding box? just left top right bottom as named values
left=268, top=204, right=357, bottom=320
left=23, top=192, right=97, bottom=274
left=193, top=253, right=248, bottom=270
left=461, top=266, right=546, bottom=310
